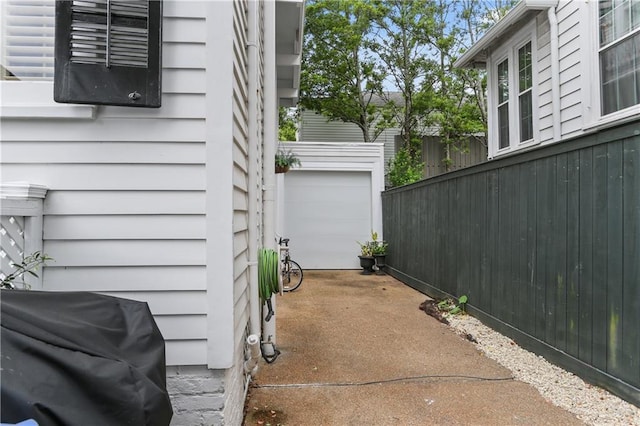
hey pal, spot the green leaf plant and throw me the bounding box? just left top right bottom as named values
left=437, top=294, right=468, bottom=316
left=1, top=251, right=53, bottom=290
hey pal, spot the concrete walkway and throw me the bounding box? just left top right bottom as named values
left=244, top=270, right=583, bottom=425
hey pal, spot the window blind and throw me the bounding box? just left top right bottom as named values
left=1, top=0, right=55, bottom=80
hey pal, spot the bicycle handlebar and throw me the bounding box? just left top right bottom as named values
left=278, top=237, right=290, bottom=246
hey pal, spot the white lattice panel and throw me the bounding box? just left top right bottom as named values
left=0, top=215, right=25, bottom=280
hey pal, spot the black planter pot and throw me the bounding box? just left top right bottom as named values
left=374, top=254, right=387, bottom=274
left=358, top=255, right=375, bottom=275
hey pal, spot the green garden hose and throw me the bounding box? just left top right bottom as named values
left=258, top=248, right=279, bottom=321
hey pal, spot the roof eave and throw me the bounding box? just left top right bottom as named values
left=454, top=0, right=558, bottom=69
left=276, top=0, right=305, bottom=107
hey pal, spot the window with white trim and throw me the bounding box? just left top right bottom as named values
left=497, top=59, right=509, bottom=149
left=488, top=23, right=537, bottom=157
left=599, top=0, right=640, bottom=115
left=518, top=42, right=533, bottom=142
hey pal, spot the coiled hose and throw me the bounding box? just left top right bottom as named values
left=258, top=248, right=279, bottom=321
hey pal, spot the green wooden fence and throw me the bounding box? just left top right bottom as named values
left=382, top=120, right=640, bottom=406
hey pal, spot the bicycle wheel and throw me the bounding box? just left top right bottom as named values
left=282, top=260, right=303, bottom=292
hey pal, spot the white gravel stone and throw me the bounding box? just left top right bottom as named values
left=446, top=314, right=640, bottom=426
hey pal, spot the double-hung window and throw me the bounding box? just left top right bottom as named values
left=599, top=0, right=640, bottom=116
left=518, top=42, right=533, bottom=142
left=488, top=23, right=537, bottom=158
left=497, top=59, right=510, bottom=150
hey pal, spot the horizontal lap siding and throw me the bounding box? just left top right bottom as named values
left=537, top=12, right=553, bottom=143
left=556, top=0, right=583, bottom=139
left=0, top=6, right=208, bottom=366
left=232, top=0, right=251, bottom=362
left=299, top=110, right=399, bottom=166
left=299, top=110, right=365, bottom=142
left=382, top=121, right=640, bottom=405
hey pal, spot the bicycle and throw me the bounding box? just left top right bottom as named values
left=278, top=237, right=303, bottom=292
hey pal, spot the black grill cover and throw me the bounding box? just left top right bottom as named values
left=1, top=290, right=173, bottom=426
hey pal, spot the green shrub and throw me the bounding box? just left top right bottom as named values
left=386, top=147, right=423, bottom=187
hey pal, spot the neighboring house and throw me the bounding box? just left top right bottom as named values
left=299, top=109, right=487, bottom=179
left=298, top=109, right=399, bottom=167
left=455, top=0, right=640, bottom=157
left=381, top=0, right=640, bottom=405
left=0, top=1, right=304, bottom=425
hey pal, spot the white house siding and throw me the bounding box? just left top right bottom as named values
left=299, top=109, right=399, bottom=167
left=0, top=1, right=209, bottom=367
left=1, top=0, right=293, bottom=423
left=227, top=0, right=262, bottom=423
left=231, top=0, right=251, bottom=356
left=556, top=0, right=584, bottom=138
left=536, top=11, right=554, bottom=144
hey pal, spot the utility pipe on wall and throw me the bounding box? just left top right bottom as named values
left=548, top=6, right=561, bottom=143
left=247, top=0, right=260, bottom=338
left=263, top=1, right=277, bottom=254
left=243, top=334, right=262, bottom=375
left=261, top=0, right=278, bottom=357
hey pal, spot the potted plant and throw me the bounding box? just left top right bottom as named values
left=368, top=231, right=388, bottom=274
left=275, top=147, right=301, bottom=174
left=357, top=241, right=376, bottom=275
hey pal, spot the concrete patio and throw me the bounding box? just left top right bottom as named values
left=243, top=270, right=582, bottom=425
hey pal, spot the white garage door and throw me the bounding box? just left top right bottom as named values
left=283, top=170, right=371, bottom=269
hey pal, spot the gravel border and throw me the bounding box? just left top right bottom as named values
left=446, top=314, right=640, bottom=425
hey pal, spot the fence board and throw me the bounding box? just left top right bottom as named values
left=566, top=150, right=581, bottom=358
left=554, top=154, right=569, bottom=351
left=422, top=136, right=488, bottom=178
left=606, top=141, right=624, bottom=377
left=514, top=164, right=528, bottom=332
left=507, top=168, right=520, bottom=326
left=592, top=143, right=608, bottom=372
left=578, top=147, right=594, bottom=364
left=486, top=170, right=500, bottom=316
left=497, top=168, right=511, bottom=323
left=536, top=157, right=555, bottom=343
left=470, top=174, right=485, bottom=306
left=382, top=119, right=640, bottom=405
left=622, top=138, right=640, bottom=385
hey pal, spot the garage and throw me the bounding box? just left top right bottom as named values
left=277, top=142, right=385, bottom=269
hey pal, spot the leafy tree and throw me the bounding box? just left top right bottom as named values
left=370, top=0, right=436, bottom=159
left=456, top=0, right=517, bottom=139
left=300, top=0, right=517, bottom=184
left=278, top=107, right=297, bottom=141
left=425, top=0, right=482, bottom=170
left=300, top=0, right=391, bottom=143
left=386, top=146, right=424, bottom=187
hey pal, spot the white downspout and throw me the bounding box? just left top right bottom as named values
left=548, top=5, right=561, bottom=143
left=247, top=0, right=260, bottom=339
left=262, top=0, right=278, bottom=357
left=243, top=334, right=261, bottom=375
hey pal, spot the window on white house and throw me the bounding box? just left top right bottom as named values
left=497, top=59, right=509, bottom=149
left=491, top=35, right=535, bottom=155
left=599, top=0, right=640, bottom=115
left=518, top=42, right=533, bottom=142
left=0, top=0, right=55, bottom=81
